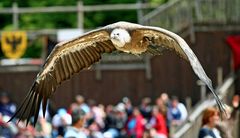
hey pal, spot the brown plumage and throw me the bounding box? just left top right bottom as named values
left=9, top=21, right=225, bottom=126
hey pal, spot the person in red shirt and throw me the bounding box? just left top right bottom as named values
left=126, top=107, right=145, bottom=138
left=149, top=106, right=168, bottom=138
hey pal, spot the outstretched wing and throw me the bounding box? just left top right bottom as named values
left=136, top=26, right=226, bottom=115
left=9, top=28, right=116, bottom=126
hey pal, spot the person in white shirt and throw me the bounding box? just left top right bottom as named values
left=64, top=108, right=87, bottom=138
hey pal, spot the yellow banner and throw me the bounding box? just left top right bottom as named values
left=1, top=31, right=27, bottom=59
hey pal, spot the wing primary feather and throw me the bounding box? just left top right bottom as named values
left=48, top=72, right=58, bottom=90
left=42, top=96, right=48, bottom=118
left=34, top=83, right=45, bottom=118
left=89, top=46, right=101, bottom=60
left=8, top=89, right=33, bottom=123
left=207, top=84, right=227, bottom=118
left=36, top=79, right=44, bottom=92
left=45, top=75, right=52, bottom=97
left=74, top=51, right=85, bottom=68
left=68, top=52, right=80, bottom=73
left=14, top=82, right=37, bottom=124
left=66, top=52, right=78, bottom=75
left=25, top=92, right=38, bottom=126
left=53, top=65, right=62, bottom=84
left=95, top=43, right=106, bottom=53
left=60, top=56, right=70, bottom=79
left=102, top=41, right=113, bottom=47
left=57, top=59, right=65, bottom=81
left=33, top=94, right=42, bottom=126
left=146, top=46, right=163, bottom=56
left=49, top=69, right=57, bottom=82
left=70, top=52, right=82, bottom=69
left=44, top=77, right=51, bottom=98
left=100, top=41, right=113, bottom=52
left=65, top=55, right=74, bottom=76
left=39, top=79, right=48, bottom=118
left=81, top=50, right=92, bottom=64
left=78, top=51, right=90, bottom=67
left=84, top=49, right=95, bottom=63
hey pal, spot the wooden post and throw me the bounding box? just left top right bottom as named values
left=137, top=0, right=143, bottom=24
left=145, top=56, right=152, bottom=80
left=197, top=80, right=206, bottom=101
left=95, top=63, right=102, bottom=80
left=12, top=2, right=19, bottom=30
left=217, top=67, right=223, bottom=86
left=188, top=0, right=195, bottom=43
left=185, top=97, right=192, bottom=111
left=41, top=35, right=48, bottom=60
left=77, top=1, right=84, bottom=29
left=194, top=0, right=202, bottom=21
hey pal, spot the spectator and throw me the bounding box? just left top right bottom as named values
left=232, top=94, right=239, bottom=113
left=16, top=120, right=36, bottom=138
left=115, top=103, right=128, bottom=137
left=104, top=105, right=119, bottom=137
left=52, top=108, right=72, bottom=137
left=160, top=93, right=170, bottom=107
left=126, top=107, right=145, bottom=138
left=0, top=91, right=16, bottom=117
left=198, top=107, right=222, bottom=138
left=35, top=116, right=52, bottom=138
left=0, top=113, right=18, bottom=138
left=139, top=97, right=152, bottom=121
left=215, top=95, right=239, bottom=138
left=122, top=97, right=133, bottom=117
left=88, top=121, right=104, bottom=138
left=156, top=96, right=167, bottom=117
left=149, top=106, right=168, bottom=138
left=76, top=95, right=90, bottom=114
left=39, top=101, right=51, bottom=121
left=167, top=96, right=187, bottom=127
left=67, top=102, right=78, bottom=115
left=103, top=103, right=127, bottom=138
left=64, top=108, right=88, bottom=138
left=215, top=104, right=234, bottom=138
left=88, top=99, right=105, bottom=129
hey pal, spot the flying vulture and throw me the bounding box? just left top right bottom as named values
left=9, top=21, right=225, bottom=125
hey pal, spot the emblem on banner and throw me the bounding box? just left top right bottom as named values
left=1, top=31, right=27, bottom=59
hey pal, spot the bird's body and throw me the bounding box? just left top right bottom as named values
left=9, top=21, right=225, bottom=125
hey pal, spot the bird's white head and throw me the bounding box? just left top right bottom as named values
left=110, top=28, right=131, bottom=47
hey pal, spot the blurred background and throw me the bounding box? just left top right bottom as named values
left=0, top=0, right=239, bottom=138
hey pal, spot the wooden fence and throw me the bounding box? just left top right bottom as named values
left=194, top=0, right=240, bottom=24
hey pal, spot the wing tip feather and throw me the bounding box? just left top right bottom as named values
left=8, top=81, right=47, bottom=126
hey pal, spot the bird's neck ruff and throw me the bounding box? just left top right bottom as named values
left=110, top=28, right=131, bottom=48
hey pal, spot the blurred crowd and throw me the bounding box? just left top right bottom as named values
left=0, top=91, right=189, bottom=138
left=0, top=90, right=239, bottom=138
